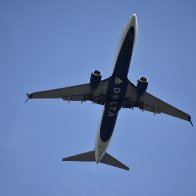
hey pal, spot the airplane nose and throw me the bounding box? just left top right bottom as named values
left=132, top=14, right=136, bottom=20
left=130, top=14, right=137, bottom=27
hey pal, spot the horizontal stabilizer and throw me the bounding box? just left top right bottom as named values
left=101, top=153, right=129, bottom=170
left=62, top=150, right=129, bottom=171
left=62, top=150, right=95, bottom=162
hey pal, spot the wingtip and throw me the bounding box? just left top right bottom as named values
left=62, top=157, right=67, bottom=161
left=188, top=116, right=193, bottom=127
left=25, top=93, right=32, bottom=103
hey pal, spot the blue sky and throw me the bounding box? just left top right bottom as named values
left=1, top=0, right=196, bottom=195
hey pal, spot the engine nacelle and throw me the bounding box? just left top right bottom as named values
left=90, top=69, right=102, bottom=89
left=136, top=76, right=148, bottom=96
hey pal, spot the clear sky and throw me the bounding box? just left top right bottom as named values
left=1, top=0, right=196, bottom=195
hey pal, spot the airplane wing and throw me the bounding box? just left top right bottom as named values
left=26, top=78, right=109, bottom=104
left=123, top=81, right=193, bottom=125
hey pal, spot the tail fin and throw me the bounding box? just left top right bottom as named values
left=62, top=150, right=129, bottom=171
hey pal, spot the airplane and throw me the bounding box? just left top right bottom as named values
left=26, top=14, right=192, bottom=171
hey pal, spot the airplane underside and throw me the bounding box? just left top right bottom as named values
left=26, top=14, right=192, bottom=171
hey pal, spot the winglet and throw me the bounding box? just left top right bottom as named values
left=25, top=93, right=32, bottom=103
left=188, top=116, right=193, bottom=127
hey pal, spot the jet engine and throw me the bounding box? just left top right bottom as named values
left=90, top=69, right=102, bottom=89
left=136, top=76, right=148, bottom=96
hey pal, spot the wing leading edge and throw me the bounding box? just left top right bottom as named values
left=26, top=78, right=109, bottom=105
left=124, top=81, right=193, bottom=126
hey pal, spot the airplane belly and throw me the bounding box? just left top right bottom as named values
left=99, top=109, right=118, bottom=142
left=94, top=15, right=137, bottom=164
left=95, top=108, right=118, bottom=162
left=112, top=26, right=135, bottom=79
left=94, top=74, right=128, bottom=162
